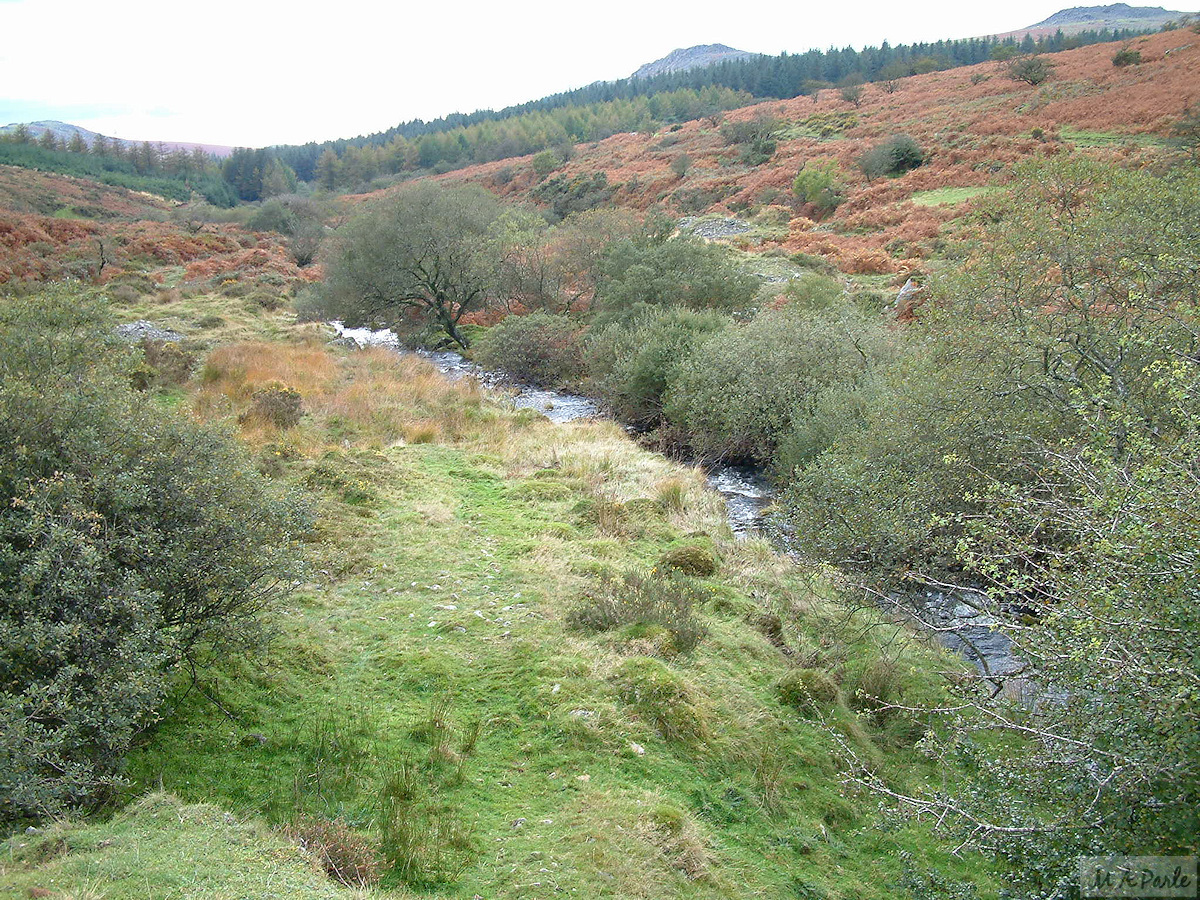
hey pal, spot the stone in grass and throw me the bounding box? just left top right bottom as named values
left=658, top=544, right=717, bottom=577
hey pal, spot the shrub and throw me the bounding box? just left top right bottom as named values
left=473, top=312, right=585, bottom=387
left=137, top=339, right=196, bottom=388
left=670, top=153, right=692, bottom=178
left=665, top=300, right=893, bottom=466
left=593, top=234, right=757, bottom=324
left=792, top=160, right=845, bottom=216
left=567, top=569, right=708, bottom=654
left=1007, top=56, right=1053, bottom=85
left=1111, top=47, right=1142, bottom=67
left=658, top=544, right=717, bottom=577
left=586, top=306, right=728, bottom=426
left=531, top=149, right=561, bottom=178
left=858, top=135, right=925, bottom=180
left=244, top=383, right=304, bottom=429
left=0, top=288, right=307, bottom=821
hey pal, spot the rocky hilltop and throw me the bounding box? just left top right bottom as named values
left=632, top=43, right=755, bottom=79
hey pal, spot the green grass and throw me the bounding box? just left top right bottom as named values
left=908, top=186, right=998, bottom=207
left=3, top=295, right=995, bottom=898
left=1058, top=128, right=1166, bottom=149
left=0, top=794, right=366, bottom=899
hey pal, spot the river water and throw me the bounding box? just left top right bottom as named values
left=333, top=324, right=1018, bottom=679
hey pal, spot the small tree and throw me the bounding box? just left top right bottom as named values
left=670, top=153, right=692, bottom=178
left=792, top=160, right=845, bottom=216
left=319, top=182, right=505, bottom=348
left=1007, top=55, right=1053, bottom=85
left=839, top=74, right=865, bottom=107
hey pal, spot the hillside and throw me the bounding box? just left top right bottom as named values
left=1, top=22, right=1198, bottom=900
left=632, top=44, right=756, bottom=79
left=0, top=119, right=235, bottom=157
left=1000, top=2, right=1190, bottom=38
left=440, top=28, right=1198, bottom=277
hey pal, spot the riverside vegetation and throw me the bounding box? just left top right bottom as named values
left=3, top=24, right=1200, bottom=900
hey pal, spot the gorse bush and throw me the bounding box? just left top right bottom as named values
left=474, top=311, right=585, bottom=387
left=857, top=135, right=925, bottom=180
left=0, top=287, right=308, bottom=822
left=586, top=306, right=728, bottom=426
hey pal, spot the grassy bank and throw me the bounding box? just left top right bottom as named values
left=2, top=303, right=990, bottom=899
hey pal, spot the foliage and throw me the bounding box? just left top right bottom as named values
left=792, top=159, right=846, bottom=216
left=1111, top=46, right=1142, bottom=66
left=474, top=311, right=586, bottom=387
left=0, top=288, right=307, bottom=822
left=857, top=134, right=925, bottom=180
left=586, top=305, right=728, bottom=426
left=531, top=148, right=562, bottom=177
left=1007, top=55, right=1054, bottom=85
left=593, top=232, right=757, bottom=324
left=530, top=171, right=617, bottom=222
left=721, top=115, right=779, bottom=166
left=245, top=382, right=305, bottom=429
left=777, top=156, right=1200, bottom=888
left=318, top=181, right=505, bottom=348
left=664, top=297, right=892, bottom=466
left=248, top=195, right=326, bottom=266
left=775, top=668, right=840, bottom=715
left=0, top=141, right=235, bottom=206
left=1170, top=102, right=1200, bottom=164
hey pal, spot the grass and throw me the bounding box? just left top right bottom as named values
left=2, top=301, right=994, bottom=898
left=0, top=793, right=370, bottom=899
left=908, top=186, right=998, bottom=207
left=1058, top=128, right=1167, bottom=149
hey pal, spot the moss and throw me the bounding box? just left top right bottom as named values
left=776, top=668, right=841, bottom=715
left=659, top=544, right=718, bottom=577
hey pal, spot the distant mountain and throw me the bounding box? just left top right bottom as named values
left=0, top=120, right=234, bottom=157
left=1001, top=3, right=1190, bottom=38
left=632, top=44, right=755, bottom=80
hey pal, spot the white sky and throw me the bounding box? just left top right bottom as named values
left=1, top=0, right=1193, bottom=148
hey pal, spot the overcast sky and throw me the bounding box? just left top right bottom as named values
left=1, top=0, right=1193, bottom=148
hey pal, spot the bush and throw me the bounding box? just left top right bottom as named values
left=586, top=306, right=728, bottom=426
left=1007, top=56, right=1053, bottom=85
left=857, top=135, right=925, bottom=180
left=1111, top=47, right=1142, bottom=67
left=245, top=383, right=305, bottom=429
left=792, top=160, right=845, bottom=216
left=593, top=233, right=757, bottom=324
left=0, top=288, right=308, bottom=821
left=473, top=312, right=585, bottom=387
left=664, top=300, right=893, bottom=466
